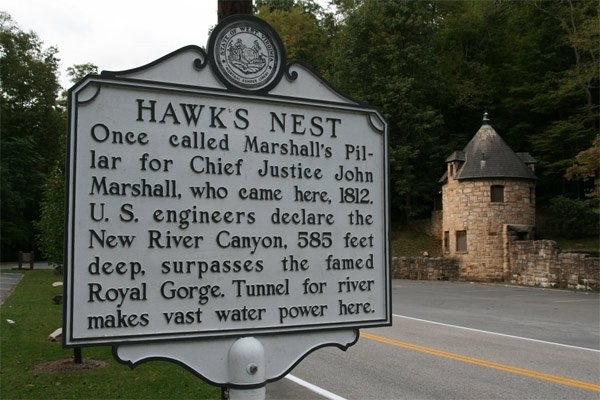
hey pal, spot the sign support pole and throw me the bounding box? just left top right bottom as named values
left=227, top=337, right=266, bottom=399
left=218, top=4, right=264, bottom=399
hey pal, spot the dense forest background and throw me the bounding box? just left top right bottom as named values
left=1, top=0, right=598, bottom=263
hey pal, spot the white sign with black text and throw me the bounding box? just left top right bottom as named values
left=64, top=16, right=390, bottom=351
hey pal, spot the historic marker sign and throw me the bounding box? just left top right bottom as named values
left=64, top=15, right=390, bottom=347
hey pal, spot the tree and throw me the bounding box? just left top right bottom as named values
left=36, top=163, right=65, bottom=264
left=437, top=0, right=598, bottom=204
left=544, top=195, right=598, bottom=238
left=328, top=0, right=446, bottom=220
left=66, top=62, right=98, bottom=82
left=323, top=0, right=598, bottom=228
left=0, top=12, right=64, bottom=259
left=36, top=63, right=97, bottom=264
left=565, top=135, right=600, bottom=207
left=256, top=0, right=328, bottom=17
left=256, top=0, right=336, bottom=72
left=565, top=135, right=600, bottom=184
left=544, top=0, right=599, bottom=112
left=433, top=0, right=509, bottom=147
left=1, top=136, right=44, bottom=256
left=527, top=0, right=599, bottom=201
left=378, top=0, right=596, bottom=219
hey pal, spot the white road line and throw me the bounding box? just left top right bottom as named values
left=552, top=299, right=589, bottom=303
left=285, top=315, right=598, bottom=398
left=285, top=374, right=347, bottom=400
left=393, top=314, right=600, bottom=353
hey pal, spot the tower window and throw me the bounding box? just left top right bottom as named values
left=491, top=185, right=504, bottom=202
left=456, top=230, right=467, bottom=252
left=443, top=231, right=450, bottom=253
left=529, top=187, right=535, bottom=204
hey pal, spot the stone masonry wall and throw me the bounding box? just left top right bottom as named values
left=392, top=240, right=600, bottom=291
left=430, top=210, right=442, bottom=238
left=392, top=257, right=458, bottom=281
left=509, top=240, right=600, bottom=290
left=392, top=240, right=599, bottom=291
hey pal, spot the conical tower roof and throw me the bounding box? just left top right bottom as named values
left=450, top=113, right=536, bottom=181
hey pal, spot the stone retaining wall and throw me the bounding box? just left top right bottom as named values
left=392, top=239, right=599, bottom=290
left=509, top=240, right=599, bottom=290
left=391, top=257, right=458, bottom=281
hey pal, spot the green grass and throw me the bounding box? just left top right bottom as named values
left=553, top=236, right=599, bottom=254
left=389, top=226, right=599, bottom=258
left=390, top=228, right=441, bottom=257
left=0, top=270, right=220, bottom=400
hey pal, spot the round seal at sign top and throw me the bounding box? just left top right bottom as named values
left=208, top=15, right=285, bottom=94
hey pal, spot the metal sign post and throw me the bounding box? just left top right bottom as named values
left=64, top=14, right=390, bottom=399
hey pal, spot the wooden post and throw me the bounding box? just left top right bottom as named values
left=74, top=347, right=82, bottom=364
left=217, top=0, right=253, bottom=22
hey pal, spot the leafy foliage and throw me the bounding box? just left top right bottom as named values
left=257, top=0, right=336, bottom=72
left=66, top=62, right=98, bottom=82
left=0, top=137, right=44, bottom=254
left=36, top=63, right=98, bottom=263
left=507, top=0, right=598, bottom=210
left=323, top=0, right=597, bottom=228
left=565, top=135, right=600, bottom=182
left=565, top=135, right=600, bottom=207
left=0, top=13, right=65, bottom=259
left=329, top=0, right=446, bottom=220
left=543, top=195, right=598, bottom=238
left=35, top=163, right=65, bottom=264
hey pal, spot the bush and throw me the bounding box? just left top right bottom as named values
left=35, top=162, right=65, bottom=264
left=544, top=195, right=598, bottom=238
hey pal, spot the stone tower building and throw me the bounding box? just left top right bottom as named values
left=439, top=113, right=537, bottom=281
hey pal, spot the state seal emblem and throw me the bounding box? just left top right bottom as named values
left=208, top=15, right=285, bottom=93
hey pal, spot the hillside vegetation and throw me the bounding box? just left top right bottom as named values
left=391, top=228, right=441, bottom=258
left=390, top=227, right=598, bottom=258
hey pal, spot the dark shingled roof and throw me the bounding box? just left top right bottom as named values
left=445, top=150, right=465, bottom=163
left=441, top=122, right=537, bottom=182
left=516, top=152, right=536, bottom=165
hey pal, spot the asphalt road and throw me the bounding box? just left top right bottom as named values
left=0, top=273, right=23, bottom=305
left=266, top=280, right=600, bottom=399
left=0, top=262, right=51, bottom=305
